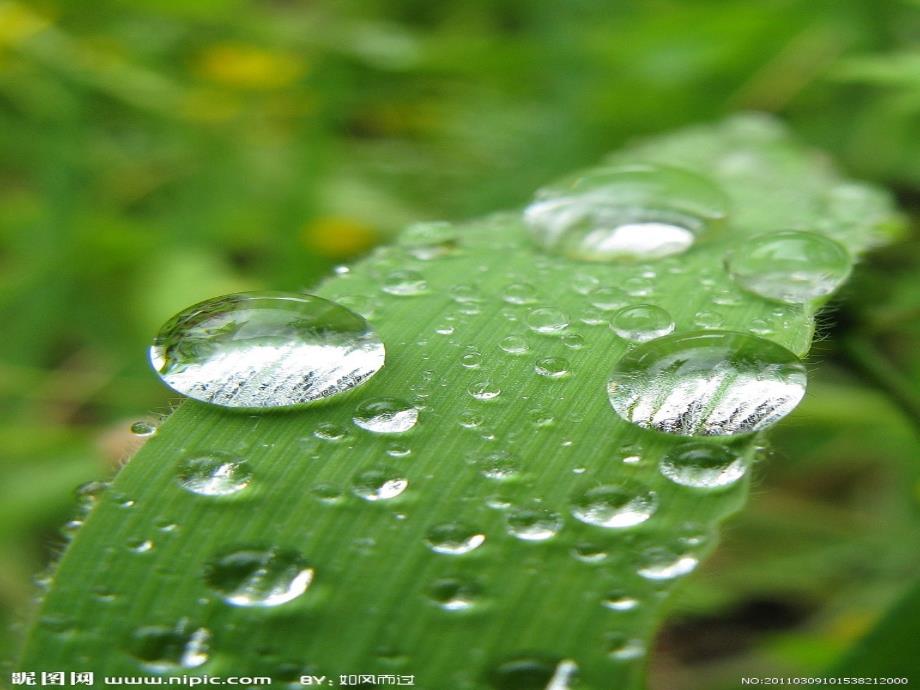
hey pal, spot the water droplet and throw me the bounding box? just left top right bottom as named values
left=525, top=164, right=728, bottom=262
left=499, top=336, right=530, bottom=355
left=660, top=442, right=747, bottom=489
left=572, top=543, right=608, bottom=564
left=149, top=292, right=386, bottom=409
left=694, top=310, right=724, bottom=329
left=602, top=592, right=640, bottom=611
left=502, top=282, right=539, bottom=305
left=399, top=221, right=457, bottom=259
left=311, top=482, right=343, bottom=504
left=130, top=623, right=210, bottom=672
left=526, top=308, right=569, bottom=335
left=352, top=467, right=408, bottom=501
left=130, top=420, right=158, bottom=437
left=468, top=380, right=502, bottom=401
left=571, top=483, right=657, bottom=529
left=725, top=231, right=850, bottom=304
left=528, top=408, right=555, bottom=429
left=386, top=442, right=412, bottom=458
left=489, top=657, right=577, bottom=690
left=451, top=284, right=483, bottom=304
left=425, top=523, right=486, bottom=555
left=610, top=305, right=674, bottom=342
left=382, top=269, right=428, bottom=296
left=607, top=330, right=807, bottom=437
left=535, top=357, right=570, bottom=379
left=637, top=546, right=699, bottom=581
left=572, top=273, right=600, bottom=294
left=459, top=410, right=484, bottom=428
left=314, top=422, right=348, bottom=442
left=176, top=453, right=252, bottom=497
left=588, top=287, right=630, bottom=311
left=461, top=351, right=483, bottom=368
left=479, top=451, right=522, bottom=480
left=506, top=506, right=562, bottom=541
left=353, top=398, right=419, bottom=434
left=127, top=538, right=155, bottom=553
left=427, top=578, right=482, bottom=611
left=606, top=635, right=646, bottom=661
left=204, top=547, right=314, bottom=607
left=561, top=333, right=584, bottom=350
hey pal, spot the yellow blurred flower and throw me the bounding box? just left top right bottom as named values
left=0, top=1, right=50, bottom=48
left=195, top=42, right=306, bottom=90
left=300, top=217, right=378, bottom=258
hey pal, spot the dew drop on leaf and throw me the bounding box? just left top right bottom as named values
left=506, top=506, right=563, bottom=541
left=607, top=330, right=807, bottom=437
left=352, top=398, right=419, bottom=434
left=659, top=442, right=747, bottom=489
left=130, top=624, right=210, bottom=672
left=570, top=483, right=657, bottom=529
left=130, top=420, right=158, bottom=437
left=149, top=292, right=385, bottom=410
left=176, top=452, right=252, bottom=497
left=526, top=308, right=569, bottom=335
left=610, top=305, right=674, bottom=342
left=425, top=523, right=486, bottom=555
left=725, top=230, right=850, bottom=304
left=382, top=269, right=428, bottom=296
left=534, top=357, right=570, bottom=379
left=427, top=577, right=482, bottom=611
left=525, top=164, right=728, bottom=262
left=351, top=467, right=408, bottom=501
left=203, top=547, right=314, bottom=607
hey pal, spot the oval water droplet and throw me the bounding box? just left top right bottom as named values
left=602, top=592, right=640, bottom=611
left=130, top=420, right=158, bottom=437
left=499, top=336, right=530, bottom=355
left=353, top=398, right=419, bottom=434
left=607, top=330, right=807, bottom=437
left=314, top=422, right=349, bottom=442
left=571, top=482, right=657, bottom=529
left=468, top=380, right=502, bottom=401
left=352, top=467, right=408, bottom=501
left=525, top=164, right=728, bottom=262
left=660, top=442, right=747, bottom=489
left=637, top=546, right=700, bottom=581
left=506, top=506, right=563, bottom=541
left=526, top=308, right=569, bottom=335
left=176, top=453, right=252, bottom=497
left=398, top=221, right=457, bottom=259
left=149, top=292, right=385, bottom=409
left=427, top=577, right=482, bottom=611
left=425, top=523, right=486, bottom=555
left=130, top=624, right=210, bottom=672
left=725, top=231, right=850, bottom=304
left=610, top=305, right=674, bottom=342
left=535, top=357, right=570, bottom=379
left=203, top=547, right=314, bottom=607
left=382, top=269, right=428, bottom=296
left=503, top=282, right=539, bottom=305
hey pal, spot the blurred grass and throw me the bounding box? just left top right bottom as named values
left=1, top=0, right=919, bottom=685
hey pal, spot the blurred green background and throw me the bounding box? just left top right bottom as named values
left=1, top=0, right=919, bottom=686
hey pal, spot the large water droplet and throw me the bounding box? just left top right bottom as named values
left=176, top=452, right=252, bottom=497
left=203, top=547, right=314, bottom=607
left=571, top=483, right=657, bottom=529
left=525, top=164, right=728, bottom=262
left=149, top=292, right=385, bottom=409
left=725, top=230, right=850, bottom=304
left=130, top=623, right=210, bottom=672
left=425, top=523, right=486, bottom=555
left=352, top=467, right=408, bottom=501
left=610, top=305, right=674, bottom=342
left=660, top=442, right=747, bottom=489
left=353, top=398, right=419, bottom=434
left=607, top=331, right=807, bottom=437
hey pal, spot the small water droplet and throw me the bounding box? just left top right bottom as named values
left=694, top=310, right=724, bottom=329
left=588, top=287, right=630, bottom=311
left=479, top=451, right=521, bottom=480
left=602, top=592, right=640, bottom=611
left=499, top=336, right=530, bottom=355
left=352, top=467, right=408, bottom=501
left=311, top=482, right=343, bottom=504
left=606, top=635, right=646, bottom=661
left=399, top=221, right=457, bottom=259
left=176, top=453, right=252, bottom=497
left=204, top=547, right=314, bottom=607
left=314, top=422, right=349, bottom=442
left=561, top=333, right=584, bottom=350
left=489, top=657, right=577, bottom=690
left=535, top=357, right=570, bottom=379
left=127, top=538, right=155, bottom=553
left=353, top=398, right=419, bottom=434
left=149, top=292, right=385, bottom=409
left=725, top=230, right=850, bottom=304
left=503, top=282, right=539, bottom=305
left=571, top=483, right=657, bottom=529
left=607, top=330, right=807, bottom=437
left=610, top=305, right=674, bottom=342
left=425, top=523, right=486, bottom=555
left=636, top=546, right=699, bottom=580
left=572, top=543, right=608, bottom=564
left=525, top=164, right=728, bottom=262
left=506, top=506, right=562, bottom=541
left=130, top=420, right=158, bottom=437
left=468, top=380, right=502, bottom=401
left=526, top=308, right=569, bottom=335
left=461, top=351, right=483, bottom=368
left=660, top=442, right=747, bottom=489
left=382, top=269, right=428, bottom=296
left=572, top=273, right=600, bottom=294
left=427, top=577, right=482, bottom=611
left=130, top=623, right=210, bottom=672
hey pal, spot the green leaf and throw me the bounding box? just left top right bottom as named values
left=16, top=115, right=902, bottom=689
